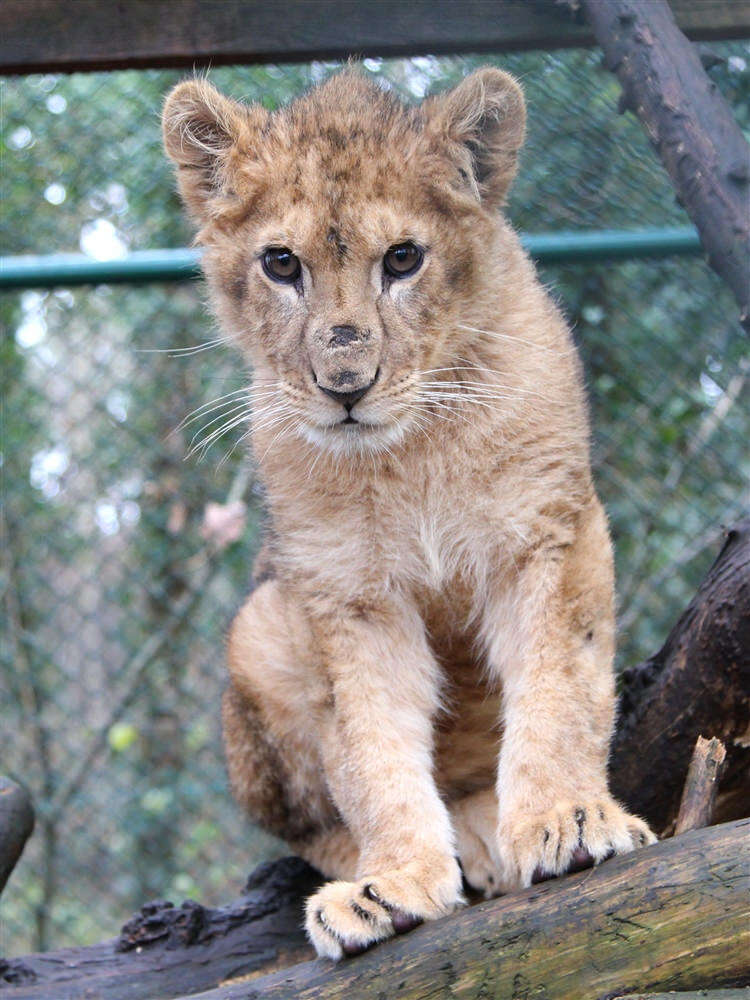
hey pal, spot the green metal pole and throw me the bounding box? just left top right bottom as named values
left=0, top=228, right=702, bottom=291
left=523, top=227, right=702, bottom=264
left=0, top=248, right=200, bottom=290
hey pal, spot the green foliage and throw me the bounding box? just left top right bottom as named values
left=1, top=45, right=748, bottom=956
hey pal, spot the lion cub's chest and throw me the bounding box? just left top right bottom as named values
left=366, top=483, right=499, bottom=608
left=282, top=457, right=513, bottom=620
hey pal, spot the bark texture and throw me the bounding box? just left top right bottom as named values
left=580, top=0, right=750, bottom=328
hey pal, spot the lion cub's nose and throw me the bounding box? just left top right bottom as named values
left=316, top=369, right=379, bottom=408
left=328, top=325, right=360, bottom=347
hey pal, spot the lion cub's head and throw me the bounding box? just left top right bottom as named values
left=163, top=68, right=525, bottom=456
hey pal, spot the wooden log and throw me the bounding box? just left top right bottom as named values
left=579, top=0, right=750, bottom=328
left=0, top=0, right=749, bottom=76
left=0, top=858, right=320, bottom=998
left=177, top=820, right=750, bottom=1000
left=674, top=736, right=727, bottom=835
left=4, top=820, right=749, bottom=1000
left=0, top=777, right=34, bottom=895
left=610, top=517, right=750, bottom=833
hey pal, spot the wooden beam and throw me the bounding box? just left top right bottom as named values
left=674, top=736, right=728, bottom=835
left=0, top=0, right=749, bottom=76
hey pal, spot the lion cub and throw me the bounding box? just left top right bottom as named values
left=163, top=67, right=655, bottom=959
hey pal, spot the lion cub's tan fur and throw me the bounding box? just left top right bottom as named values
left=163, top=68, right=655, bottom=959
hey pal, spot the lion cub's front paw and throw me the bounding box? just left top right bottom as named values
left=305, top=857, right=463, bottom=960
left=497, top=797, right=656, bottom=890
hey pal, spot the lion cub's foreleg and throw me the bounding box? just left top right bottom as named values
left=303, top=789, right=503, bottom=900
left=484, top=499, right=655, bottom=889
left=303, top=598, right=463, bottom=959
left=225, top=584, right=462, bottom=958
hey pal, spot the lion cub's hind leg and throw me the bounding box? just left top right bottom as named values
left=224, top=579, right=348, bottom=873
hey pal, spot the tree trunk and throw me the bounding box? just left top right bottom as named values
left=579, top=0, right=750, bottom=329
left=611, top=517, right=750, bottom=833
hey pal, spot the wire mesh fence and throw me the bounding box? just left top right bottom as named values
left=1, top=44, right=749, bottom=956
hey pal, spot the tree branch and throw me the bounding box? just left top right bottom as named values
left=0, top=857, right=320, bottom=997
left=580, top=0, right=750, bottom=328
left=674, top=735, right=727, bottom=835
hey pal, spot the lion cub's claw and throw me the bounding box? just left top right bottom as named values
left=499, top=798, right=656, bottom=890
left=305, top=861, right=462, bottom=960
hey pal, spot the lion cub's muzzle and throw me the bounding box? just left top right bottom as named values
left=316, top=369, right=380, bottom=409
left=310, top=324, right=381, bottom=414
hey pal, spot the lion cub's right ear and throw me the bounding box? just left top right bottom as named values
left=162, top=79, right=266, bottom=224
left=426, top=68, right=526, bottom=209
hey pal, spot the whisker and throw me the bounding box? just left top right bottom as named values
left=190, top=399, right=295, bottom=458
left=417, top=369, right=548, bottom=399
left=215, top=402, right=300, bottom=471
left=174, top=389, right=251, bottom=433
left=418, top=375, right=551, bottom=402
left=257, top=413, right=302, bottom=464
left=457, top=324, right=574, bottom=356
left=188, top=401, right=253, bottom=449
left=410, top=399, right=456, bottom=422
left=188, top=410, right=254, bottom=459
left=398, top=408, right=432, bottom=444
left=421, top=394, right=499, bottom=411
left=412, top=396, right=474, bottom=426
left=419, top=387, right=518, bottom=402
left=219, top=425, right=258, bottom=468
left=216, top=430, right=252, bottom=471
left=173, top=381, right=281, bottom=438
left=136, top=337, right=226, bottom=357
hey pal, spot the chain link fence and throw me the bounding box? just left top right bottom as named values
left=2, top=45, right=749, bottom=956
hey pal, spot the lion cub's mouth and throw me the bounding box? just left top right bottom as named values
left=336, top=416, right=378, bottom=430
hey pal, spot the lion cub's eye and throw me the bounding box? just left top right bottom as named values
left=383, top=242, right=423, bottom=279
left=262, top=248, right=301, bottom=284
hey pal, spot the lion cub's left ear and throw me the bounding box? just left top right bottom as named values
left=162, top=79, right=267, bottom=224
left=426, top=68, right=526, bottom=208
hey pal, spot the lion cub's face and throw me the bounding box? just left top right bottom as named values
left=163, top=69, right=525, bottom=455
